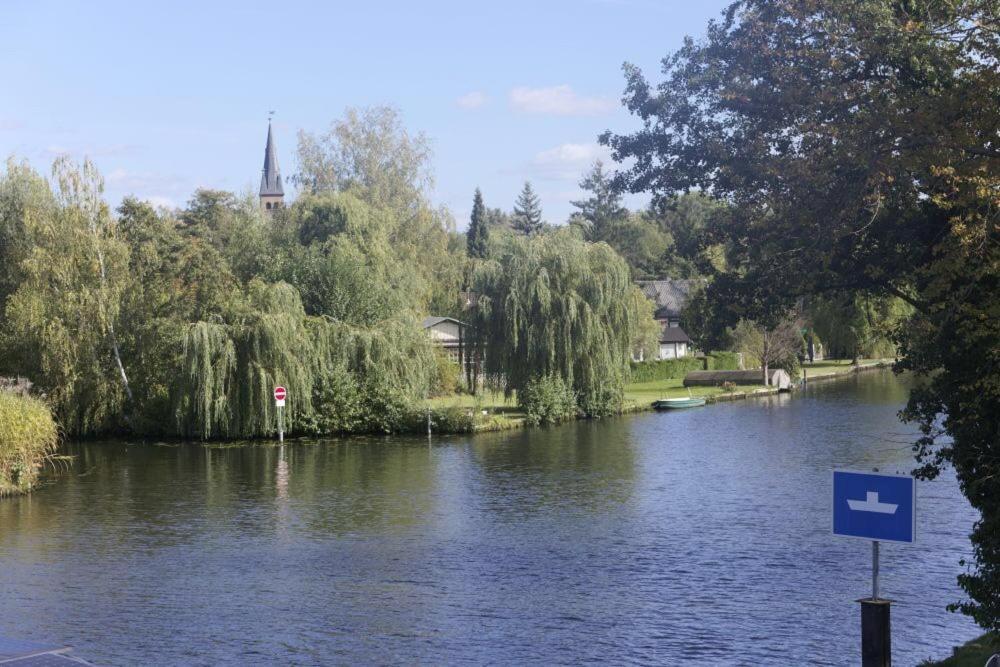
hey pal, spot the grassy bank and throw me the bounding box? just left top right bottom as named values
left=0, top=392, right=58, bottom=495
left=425, top=359, right=889, bottom=433
left=921, top=633, right=999, bottom=666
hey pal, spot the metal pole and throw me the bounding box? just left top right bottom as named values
left=861, top=539, right=890, bottom=666
left=872, top=540, right=879, bottom=600
left=278, top=405, right=284, bottom=444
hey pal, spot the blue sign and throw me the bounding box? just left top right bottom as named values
left=833, top=470, right=915, bottom=543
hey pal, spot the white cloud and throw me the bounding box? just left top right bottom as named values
left=456, top=91, right=488, bottom=110
left=531, top=142, right=613, bottom=180
left=509, top=85, right=615, bottom=116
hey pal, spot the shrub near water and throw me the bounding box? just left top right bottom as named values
left=0, top=392, right=58, bottom=495
left=519, top=374, right=578, bottom=426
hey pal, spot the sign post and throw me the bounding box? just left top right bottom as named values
left=274, top=386, right=286, bottom=443
left=833, top=469, right=916, bottom=667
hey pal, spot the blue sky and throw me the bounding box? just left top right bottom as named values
left=3, top=0, right=731, bottom=228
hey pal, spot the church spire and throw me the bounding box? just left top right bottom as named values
left=259, top=115, right=284, bottom=211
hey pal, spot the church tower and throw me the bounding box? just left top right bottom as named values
left=259, top=119, right=284, bottom=211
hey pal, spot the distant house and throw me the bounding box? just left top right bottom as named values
left=636, top=279, right=698, bottom=360
left=421, top=316, right=468, bottom=364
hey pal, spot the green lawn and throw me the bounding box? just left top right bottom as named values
left=920, top=633, right=1000, bottom=666
left=427, top=359, right=891, bottom=425
left=624, top=377, right=735, bottom=405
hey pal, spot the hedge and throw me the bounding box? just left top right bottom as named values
left=630, top=356, right=706, bottom=383
left=630, top=352, right=742, bottom=382
left=704, top=351, right=741, bottom=371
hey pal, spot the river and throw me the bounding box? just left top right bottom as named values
left=0, top=371, right=982, bottom=665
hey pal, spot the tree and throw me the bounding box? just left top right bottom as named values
left=570, top=160, right=627, bottom=242
left=470, top=231, right=656, bottom=416
left=730, top=318, right=802, bottom=385
left=294, top=106, right=433, bottom=216
left=466, top=188, right=489, bottom=258
left=512, top=181, right=543, bottom=235
left=602, top=0, right=1000, bottom=626
left=3, top=158, right=132, bottom=434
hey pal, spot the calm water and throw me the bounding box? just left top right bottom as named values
left=0, top=372, right=981, bottom=665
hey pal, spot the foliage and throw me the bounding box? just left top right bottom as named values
left=630, top=357, right=704, bottom=383
left=425, top=406, right=477, bottom=433
left=0, top=392, right=58, bottom=495
left=471, top=232, right=654, bottom=417
left=294, top=105, right=433, bottom=216
left=570, top=160, right=627, bottom=243
left=809, top=294, right=907, bottom=360
left=466, top=188, right=489, bottom=259
left=602, top=0, right=1000, bottom=624
left=704, top=351, right=741, bottom=371
left=519, top=374, right=578, bottom=426
left=429, top=349, right=462, bottom=398
left=731, top=319, right=802, bottom=385
left=512, top=181, right=543, bottom=235
left=720, top=381, right=737, bottom=394
left=2, top=158, right=131, bottom=435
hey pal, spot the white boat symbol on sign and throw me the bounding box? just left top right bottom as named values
left=847, top=491, right=898, bottom=514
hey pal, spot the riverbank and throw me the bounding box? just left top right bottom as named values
left=921, top=633, right=999, bottom=665
left=0, top=392, right=59, bottom=495
left=428, top=359, right=891, bottom=433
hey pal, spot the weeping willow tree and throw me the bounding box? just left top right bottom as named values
left=471, top=231, right=654, bottom=417
left=809, top=293, right=910, bottom=361
left=173, top=279, right=437, bottom=439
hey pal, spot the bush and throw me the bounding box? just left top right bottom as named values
left=519, top=374, right=578, bottom=426
left=0, top=392, right=58, bottom=495
left=721, top=381, right=738, bottom=393
left=428, top=406, right=477, bottom=433
left=704, top=351, right=741, bottom=371
left=429, top=349, right=462, bottom=397
left=630, top=356, right=704, bottom=383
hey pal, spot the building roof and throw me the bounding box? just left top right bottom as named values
left=260, top=121, right=284, bottom=197
left=660, top=325, right=693, bottom=344
left=421, top=316, right=468, bottom=329
left=637, top=279, right=698, bottom=319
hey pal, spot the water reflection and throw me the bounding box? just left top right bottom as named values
left=0, top=371, right=981, bottom=666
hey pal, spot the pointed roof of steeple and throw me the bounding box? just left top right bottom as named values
left=260, top=120, right=284, bottom=197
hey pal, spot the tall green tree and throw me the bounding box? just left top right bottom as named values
left=466, top=188, right=489, bottom=258
left=3, top=158, right=131, bottom=434
left=512, top=181, right=543, bottom=236
left=294, top=106, right=433, bottom=216
left=471, top=231, right=655, bottom=417
left=570, top=160, right=627, bottom=242
left=603, top=0, right=1000, bottom=627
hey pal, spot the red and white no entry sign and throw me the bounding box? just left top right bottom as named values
left=274, top=386, right=286, bottom=401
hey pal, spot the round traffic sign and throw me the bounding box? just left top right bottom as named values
left=274, top=386, right=287, bottom=401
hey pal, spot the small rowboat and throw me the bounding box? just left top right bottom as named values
left=653, top=397, right=707, bottom=410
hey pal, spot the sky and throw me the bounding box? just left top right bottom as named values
left=3, top=0, right=732, bottom=229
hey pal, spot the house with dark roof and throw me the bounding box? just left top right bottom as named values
left=636, top=279, right=698, bottom=359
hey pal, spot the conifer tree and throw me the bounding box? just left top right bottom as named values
left=570, top=160, right=626, bottom=243
left=512, top=181, right=543, bottom=236
left=466, top=188, right=489, bottom=258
